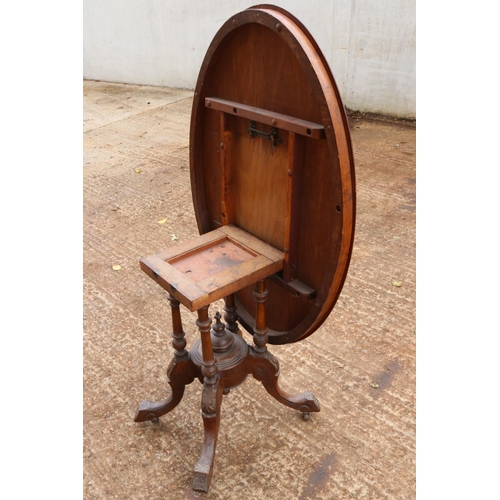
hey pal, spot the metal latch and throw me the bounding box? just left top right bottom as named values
left=248, top=120, right=282, bottom=146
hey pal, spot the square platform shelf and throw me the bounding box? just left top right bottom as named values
left=140, top=225, right=284, bottom=311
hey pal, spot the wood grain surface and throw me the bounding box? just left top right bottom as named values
left=190, top=6, right=356, bottom=344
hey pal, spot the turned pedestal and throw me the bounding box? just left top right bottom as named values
left=134, top=227, right=320, bottom=492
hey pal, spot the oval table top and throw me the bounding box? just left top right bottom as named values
left=189, top=5, right=356, bottom=344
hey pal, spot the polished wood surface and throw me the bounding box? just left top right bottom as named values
left=190, top=5, right=355, bottom=344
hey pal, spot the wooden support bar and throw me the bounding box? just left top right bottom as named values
left=206, top=97, right=325, bottom=139
left=140, top=254, right=207, bottom=309
left=196, top=255, right=281, bottom=296
left=283, top=132, right=304, bottom=282
left=269, top=272, right=316, bottom=301
left=219, top=111, right=234, bottom=225
left=218, top=225, right=284, bottom=263
left=156, top=229, right=226, bottom=261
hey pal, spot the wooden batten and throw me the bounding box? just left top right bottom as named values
left=206, top=97, right=325, bottom=139
left=283, top=132, right=304, bottom=282
left=219, top=112, right=234, bottom=225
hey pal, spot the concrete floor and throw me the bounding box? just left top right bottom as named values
left=83, top=81, right=416, bottom=500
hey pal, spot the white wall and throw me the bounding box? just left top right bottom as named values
left=83, top=1, right=415, bottom=118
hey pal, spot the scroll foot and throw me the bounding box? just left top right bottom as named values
left=134, top=355, right=198, bottom=422
left=247, top=347, right=320, bottom=413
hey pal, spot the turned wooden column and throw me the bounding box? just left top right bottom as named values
left=134, top=294, right=198, bottom=423
left=223, top=293, right=241, bottom=336
left=196, top=307, right=218, bottom=385
left=193, top=306, right=221, bottom=492
left=168, top=293, right=188, bottom=358
left=252, top=279, right=269, bottom=353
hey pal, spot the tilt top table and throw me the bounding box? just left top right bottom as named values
left=133, top=4, right=355, bottom=493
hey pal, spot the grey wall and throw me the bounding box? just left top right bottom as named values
left=83, top=1, right=415, bottom=118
